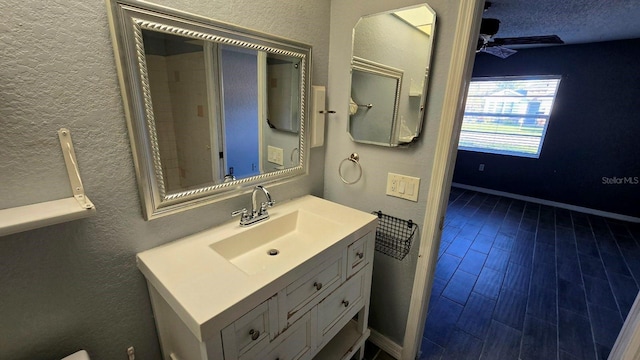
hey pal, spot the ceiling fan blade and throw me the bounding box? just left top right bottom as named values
left=492, top=35, right=564, bottom=46
left=480, top=46, right=518, bottom=59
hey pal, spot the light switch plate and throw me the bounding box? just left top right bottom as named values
left=267, top=145, right=284, bottom=165
left=386, top=172, right=420, bottom=202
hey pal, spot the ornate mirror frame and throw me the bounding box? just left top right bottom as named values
left=106, top=0, right=311, bottom=219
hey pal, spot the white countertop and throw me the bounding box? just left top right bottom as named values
left=136, top=195, right=377, bottom=341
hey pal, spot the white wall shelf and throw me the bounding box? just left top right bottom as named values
left=0, top=197, right=96, bottom=237
left=0, top=128, right=96, bottom=237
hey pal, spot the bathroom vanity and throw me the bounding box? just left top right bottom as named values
left=137, top=196, right=377, bottom=360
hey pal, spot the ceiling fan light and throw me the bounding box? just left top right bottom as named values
left=482, top=46, right=517, bottom=59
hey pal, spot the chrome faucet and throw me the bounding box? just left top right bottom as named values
left=231, top=185, right=275, bottom=226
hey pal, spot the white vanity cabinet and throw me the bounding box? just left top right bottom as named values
left=137, top=196, right=377, bottom=360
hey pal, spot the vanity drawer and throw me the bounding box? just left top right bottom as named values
left=221, top=296, right=278, bottom=360
left=346, top=235, right=369, bottom=278
left=317, top=271, right=365, bottom=338
left=262, top=312, right=313, bottom=360
left=285, top=256, right=344, bottom=324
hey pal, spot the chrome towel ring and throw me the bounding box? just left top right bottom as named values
left=338, top=153, right=363, bottom=185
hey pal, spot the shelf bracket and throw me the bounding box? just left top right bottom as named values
left=58, top=128, right=95, bottom=210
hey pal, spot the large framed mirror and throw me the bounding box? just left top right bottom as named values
left=348, top=4, right=436, bottom=147
left=107, top=0, right=311, bottom=219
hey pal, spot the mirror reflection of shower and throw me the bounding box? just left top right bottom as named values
left=142, top=30, right=301, bottom=192
left=349, top=4, right=436, bottom=147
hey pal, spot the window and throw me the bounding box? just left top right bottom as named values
left=458, top=76, right=561, bottom=158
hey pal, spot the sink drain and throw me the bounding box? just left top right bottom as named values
left=267, top=249, right=279, bottom=256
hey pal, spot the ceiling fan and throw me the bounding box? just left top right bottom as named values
left=477, top=3, right=564, bottom=58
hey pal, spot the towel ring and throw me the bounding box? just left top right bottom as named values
left=338, top=153, right=362, bottom=185
left=290, top=147, right=299, bottom=163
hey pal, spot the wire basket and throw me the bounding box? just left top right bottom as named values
left=372, top=211, right=418, bottom=261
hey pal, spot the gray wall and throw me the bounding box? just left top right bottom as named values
left=326, top=0, right=466, bottom=346
left=0, top=0, right=330, bottom=359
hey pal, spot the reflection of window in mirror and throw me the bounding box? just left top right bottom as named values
left=219, top=46, right=261, bottom=179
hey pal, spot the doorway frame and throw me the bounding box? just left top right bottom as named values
left=399, top=0, right=485, bottom=359
left=399, top=0, right=640, bottom=357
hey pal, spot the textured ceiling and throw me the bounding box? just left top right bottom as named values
left=483, top=0, right=640, bottom=46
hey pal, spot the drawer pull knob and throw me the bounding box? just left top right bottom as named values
left=314, top=282, right=323, bottom=290
left=342, top=300, right=350, bottom=307
left=249, top=329, right=260, bottom=340
left=356, top=252, right=364, bottom=259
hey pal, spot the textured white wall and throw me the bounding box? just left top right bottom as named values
left=0, top=0, right=330, bottom=359
left=326, top=0, right=463, bottom=345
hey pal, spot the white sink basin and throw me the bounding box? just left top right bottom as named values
left=210, top=209, right=342, bottom=275
left=136, top=195, right=377, bottom=339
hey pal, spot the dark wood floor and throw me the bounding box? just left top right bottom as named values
left=421, top=187, right=640, bottom=360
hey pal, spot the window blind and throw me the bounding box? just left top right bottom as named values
left=459, top=76, right=562, bottom=158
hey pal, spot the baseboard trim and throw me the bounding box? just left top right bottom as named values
left=451, top=182, right=640, bottom=223
left=368, top=328, right=402, bottom=359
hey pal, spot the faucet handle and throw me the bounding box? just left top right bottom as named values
left=259, top=201, right=275, bottom=214
left=231, top=208, right=249, bottom=218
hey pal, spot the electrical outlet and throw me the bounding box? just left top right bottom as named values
left=267, top=145, right=284, bottom=166
left=386, top=173, right=420, bottom=201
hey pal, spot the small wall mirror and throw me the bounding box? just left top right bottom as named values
left=348, top=4, right=436, bottom=147
left=107, top=0, right=310, bottom=219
